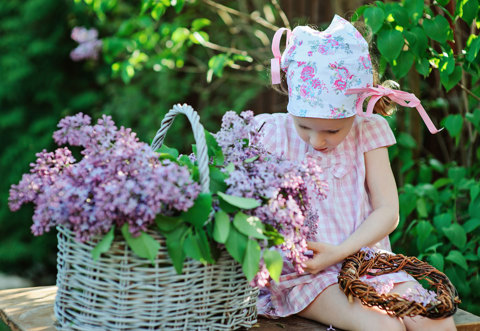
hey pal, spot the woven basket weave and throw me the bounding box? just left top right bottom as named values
left=54, top=104, right=258, bottom=330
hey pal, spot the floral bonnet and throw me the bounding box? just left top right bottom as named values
left=271, top=15, right=442, bottom=134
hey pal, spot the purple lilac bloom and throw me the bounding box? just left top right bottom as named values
left=215, top=110, right=328, bottom=286
left=360, top=246, right=376, bottom=260
left=70, top=27, right=102, bottom=61
left=402, top=285, right=438, bottom=307
left=9, top=114, right=201, bottom=242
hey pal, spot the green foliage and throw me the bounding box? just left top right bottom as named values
left=355, top=0, right=480, bottom=314
left=392, top=140, right=480, bottom=314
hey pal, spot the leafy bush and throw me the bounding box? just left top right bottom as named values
left=355, top=0, right=480, bottom=314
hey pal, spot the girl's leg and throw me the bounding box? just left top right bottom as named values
left=297, top=284, right=406, bottom=331
left=390, top=281, right=456, bottom=331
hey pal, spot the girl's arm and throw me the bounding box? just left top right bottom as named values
left=304, top=146, right=399, bottom=274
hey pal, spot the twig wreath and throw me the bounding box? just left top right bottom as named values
left=338, top=249, right=461, bottom=318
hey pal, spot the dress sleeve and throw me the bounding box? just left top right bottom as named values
left=360, top=114, right=396, bottom=153
left=254, top=113, right=277, bottom=151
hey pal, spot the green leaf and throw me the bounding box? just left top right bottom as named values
left=390, top=4, right=409, bottom=27
left=399, top=192, right=417, bottom=218
left=91, top=227, right=115, bottom=261
left=208, top=54, right=230, bottom=78
left=466, top=108, right=480, bottom=129
left=173, top=0, right=185, bottom=13
left=471, top=184, right=480, bottom=201
left=428, top=253, right=444, bottom=271
left=352, top=5, right=368, bottom=22
left=242, top=239, right=261, bottom=282
left=405, top=27, right=428, bottom=56
left=264, top=249, right=283, bottom=282
left=463, top=218, right=480, bottom=233
left=433, top=177, right=452, bottom=189
left=244, top=155, right=259, bottom=163
left=466, top=36, right=480, bottom=62
left=448, top=166, right=467, bottom=183
left=209, top=166, right=227, bottom=193
left=377, top=29, right=404, bottom=62
left=457, top=0, right=479, bottom=25
left=392, top=51, right=415, bottom=78
left=156, top=144, right=179, bottom=158
left=469, top=196, right=480, bottom=219
left=121, top=224, right=160, bottom=264
left=171, top=27, right=190, bottom=43
left=445, top=250, right=469, bottom=270
left=151, top=3, right=167, bottom=20
left=364, top=6, right=385, bottom=33
left=434, top=213, right=452, bottom=236
left=443, top=114, right=463, bottom=142
left=415, top=58, right=430, bottom=77
left=264, top=224, right=285, bottom=246
left=416, top=220, right=434, bottom=251
left=429, top=158, right=444, bottom=172
left=416, top=198, right=428, bottom=218
left=404, top=0, right=424, bottom=22
left=181, top=193, right=212, bottom=228
left=423, top=15, right=449, bottom=44
left=441, top=65, right=462, bottom=92
left=192, top=18, right=211, bottom=31
left=397, top=132, right=417, bottom=149
left=225, top=226, right=248, bottom=263
left=439, top=54, right=455, bottom=76
left=165, top=225, right=188, bottom=274
left=442, top=223, right=467, bottom=249
left=204, top=130, right=220, bottom=158
left=213, top=210, right=230, bottom=244
left=183, top=230, right=214, bottom=264
left=155, top=214, right=184, bottom=233
left=233, top=212, right=267, bottom=239
left=217, top=191, right=261, bottom=209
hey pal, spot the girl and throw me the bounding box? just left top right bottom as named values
left=256, top=15, right=456, bottom=331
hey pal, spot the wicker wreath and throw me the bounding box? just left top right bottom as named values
left=338, top=249, right=461, bottom=318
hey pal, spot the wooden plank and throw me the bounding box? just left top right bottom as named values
left=1, top=286, right=479, bottom=331
left=0, top=287, right=56, bottom=331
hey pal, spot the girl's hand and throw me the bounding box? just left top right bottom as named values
left=303, top=241, right=345, bottom=274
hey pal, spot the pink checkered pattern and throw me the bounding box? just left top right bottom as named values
left=255, top=113, right=415, bottom=318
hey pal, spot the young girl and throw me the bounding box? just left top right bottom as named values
left=256, top=15, right=456, bottom=331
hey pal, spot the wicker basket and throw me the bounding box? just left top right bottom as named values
left=54, top=104, right=258, bottom=330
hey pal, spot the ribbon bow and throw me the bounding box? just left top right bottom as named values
left=271, top=28, right=292, bottom=85
left=345, top=86, right=443, bottom=134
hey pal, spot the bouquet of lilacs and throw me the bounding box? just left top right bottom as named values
left=209, top=110, right=328, bottom=286
left=8, top=113, right=201, bottom=262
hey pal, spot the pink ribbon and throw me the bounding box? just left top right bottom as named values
left=271, top=28, right=292, bottom=85
left=345, top=85, right=443, bottom=134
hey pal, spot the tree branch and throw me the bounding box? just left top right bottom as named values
left=271, top=0, right=290, bottom=29
left=202, top=0, right=279, bottom=31
left=459, top=83, right=480, bottom=102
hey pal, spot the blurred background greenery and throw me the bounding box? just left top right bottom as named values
left=1, top=0, right=479, bottom=320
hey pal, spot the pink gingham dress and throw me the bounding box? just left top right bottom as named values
left=255, top=112, right=415, bottom=318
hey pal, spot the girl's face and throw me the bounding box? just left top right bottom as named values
left=292, top=115, right=355, bottom=152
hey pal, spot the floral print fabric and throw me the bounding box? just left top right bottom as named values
left=281, top=15, right=373, bottom=119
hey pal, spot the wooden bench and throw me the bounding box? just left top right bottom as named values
left=1, top=286, right=479, bottom=330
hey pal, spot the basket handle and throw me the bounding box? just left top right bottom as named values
left=151, top=104, right=210, bottom=193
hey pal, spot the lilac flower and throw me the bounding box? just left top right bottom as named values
left=360, top=247, right=376, bottom=260
left=70, top=27, right=102, bottom=61
left=402, top=285, right=438, bottom=307
left=365, top=278, right=395, bottom=295
left=215, top=110, right=327, bottom=286
left=9, top=113, right=201, bottom=242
